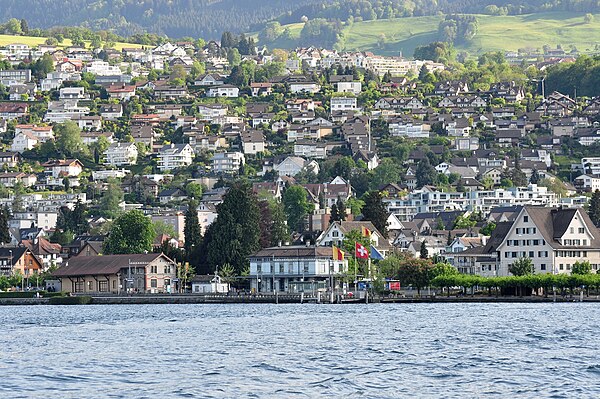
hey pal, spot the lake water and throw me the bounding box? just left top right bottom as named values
left=1, top=303, right=599, bottom=398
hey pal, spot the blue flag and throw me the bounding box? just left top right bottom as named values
left=370, top=245, right=384, bottom=260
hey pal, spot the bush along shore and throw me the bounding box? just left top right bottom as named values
left=430, top=273, right=600, bottom=297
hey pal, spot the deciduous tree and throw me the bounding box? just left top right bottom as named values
left=104, top=210, right=155, bottom=254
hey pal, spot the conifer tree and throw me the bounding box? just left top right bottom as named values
left=589, top=190, right=600, bottom=227
left=184, top=198, right=202, bottom=268
left=361, top=191, right=389, bottom=238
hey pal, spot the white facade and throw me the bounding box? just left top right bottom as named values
left=336, top=81, right=362, bottom=95
left=157, top=144, right=194, bottom=171
left=104, top=142, right=138, bottom=166
left=290, top=82, right=320, bottom=94
left=206, top=85, right=239, bottom=98
left=211, top=152, right=245, bottom=175
left=389, top=121, right=430, bottom=138
left=84, top=60, right=121, bottom=76
left=330, top=97, right=358, bottom=112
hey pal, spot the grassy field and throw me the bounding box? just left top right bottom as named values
left=0, top=34, right=142, bottom=51
left=339, top=12, right=600, bottom=56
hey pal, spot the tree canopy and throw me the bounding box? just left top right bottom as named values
left=103, top=210, right=156, bottom=255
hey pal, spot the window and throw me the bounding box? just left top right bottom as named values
left=98, top=280, right=108, bottom=292
left=570, top=227, right=574, bottom=234
left=151, top=279, right=157, bottom=288
left=559, top=264, right=564, bottom=270
left=579, top=228, right=585, bottom=234
left=303, top=262, right=309, bottom=273
left=540, top=264, right=546, bottom=271
left=112, top=280, right=116, bottom=289
left=74, top=281, right=84, bottom=292
left=529, top=251, right=534, bottom=258
left=279, top=263, right=284, bottom=273
left=257, top=265, right=262, bottom=273
left=524, top=216, right=528, bottom=223
left=87, top=281, right=92, bottom=291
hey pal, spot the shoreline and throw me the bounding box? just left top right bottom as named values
left=1, top=294, right=599, bottom=305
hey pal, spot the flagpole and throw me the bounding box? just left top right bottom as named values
left=354, top=242, right=358, bottom=294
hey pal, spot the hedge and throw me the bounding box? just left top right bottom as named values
left=49, top=296, right=93, bottom=305
left=431, top=273, right=600, bottom=291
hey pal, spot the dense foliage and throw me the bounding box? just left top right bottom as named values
left=3, top=1, right=600, bottom=40
left=545, top=55, right=600, bottom=97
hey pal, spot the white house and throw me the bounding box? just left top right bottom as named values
left=273, top=156, right=319, bottom=177
left=317, top=221, right=384, bottom=251
left=290, top=82, right=320, bottom=94
left=574, top=174, right=600, bottom=192
left=11, top=130, right=39, bottom=153
left=104, top=142, right=138, bottom=166
left=211, top=152, right=245, bottom=175
left=59, top=87, right=86, bottom=100
left=330, top=96, right=358, bottom=112
left=191, top=274, right=229, bottom=293
left=206, top=85, right=239, bottom=98
left=41, top=159, right=84, bottom=178
left=248, top=246, right=348, bottom=293
left=240, top=131, right=265, bottom=155
left=389, top=119, right=431, bottom=139
left=157, top=144, right=194, bottom=171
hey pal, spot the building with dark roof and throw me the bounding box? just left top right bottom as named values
left=456, top=206, right=600, bottom=276
left=52, top=253, right=177, bottom=294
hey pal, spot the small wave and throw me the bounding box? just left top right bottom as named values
left=252, top=362, right=289, bottom=373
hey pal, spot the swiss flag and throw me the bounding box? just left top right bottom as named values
left=355, top=242, right=369, bottom=259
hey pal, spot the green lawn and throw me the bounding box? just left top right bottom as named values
left=0, top=34, right=142, bottom=51
left=335, top=12, right=600, bottom=56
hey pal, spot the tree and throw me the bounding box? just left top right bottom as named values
left=509, top=257, right=534, bottom=276
left=269, top=199, right=289, bottom=246
left=103, top=210, right=155, bottom=254
left=589, top=190, right=600, bottom=227
left=5, top=18, right=22, bottom=35
left=0, top=206, right=9, bottom=244
left=431, top=262, right=458, bottom=278
left=572, top=260, right=592, bottom=275
left=361, top=191, right=388, bottom=238
left=258, top=199, right=289, bottom=248
left=453, top=214, right=477, bottom=229
left=480, top=222, right=496, bottom=236
left=185, top=182, right=203, bottom=199
left=184, top=198, right=202, bottom=267
left=99, top=178, right=123, bottom=219
left=20, top=19, right=29, bottom=34
left=419, top=241, right=428, bottom=259
left=396, top=257, right=434, bottom=295
left=204, top=181, right=261, bottom=275
left=416, top=158, right=436, bottom=188
left=282, top=185, right=313, bottom=233
left=190, top=61, right=205, bottom=79
left=54, top=120, right=87, bottom=158
left=227, top=48, right=241, bottom=67
left=153, top=220, right=178, bottom=239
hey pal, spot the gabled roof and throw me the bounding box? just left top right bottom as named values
left=53, top=253, right=174, bottom=277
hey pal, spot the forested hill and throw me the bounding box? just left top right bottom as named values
left=0, top=0, right=322, bottom=39
left=4, top=0, right=600, bottom=39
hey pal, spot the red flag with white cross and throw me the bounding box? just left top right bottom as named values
left=355, top=242, right=369, bottom=259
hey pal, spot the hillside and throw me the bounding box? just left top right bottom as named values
left=267, top=12, right=600, bottom=56
left=0, top=34, right=141, bottom=51
left=0, top=0, right=321, bottom=39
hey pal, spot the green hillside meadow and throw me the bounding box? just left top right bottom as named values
left=332, top=12, right=600, bottom=56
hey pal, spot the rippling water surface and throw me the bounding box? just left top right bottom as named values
left=1, top=303, right=599, bottom=398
